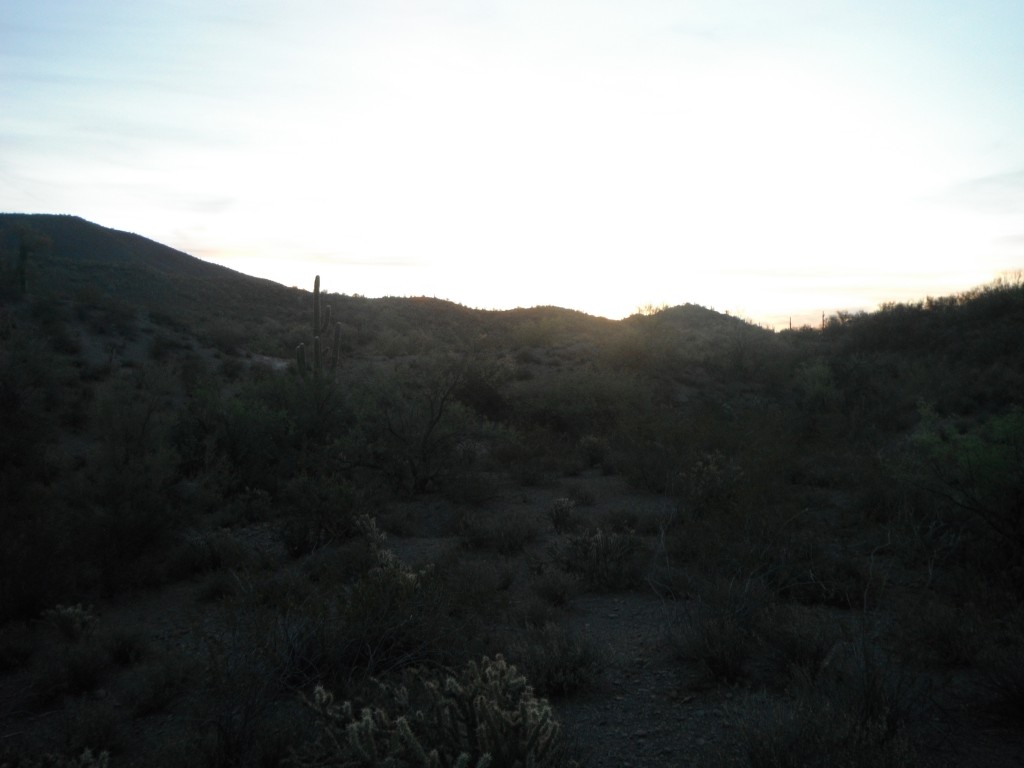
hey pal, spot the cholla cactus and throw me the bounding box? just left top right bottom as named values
left=42, top=603, right=98, bottom=641
left=291, top=656, right=573, bottom=768
left=296, top=275, right=342, bottom=379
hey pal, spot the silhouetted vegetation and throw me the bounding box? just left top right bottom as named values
left=1, top=213, right=1022, bottom=766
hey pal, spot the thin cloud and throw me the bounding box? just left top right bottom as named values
left=940, top=170, right=1024, bottom=214
left=994, top=233, right=1024, bottom=247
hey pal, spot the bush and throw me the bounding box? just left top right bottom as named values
left=0, top=749, right=110, bottom=768
left=908, top=405, right=1024, bottom=561
left=509, top=623, right=600, bottom=698
left=531, top=570, right=579, bottom=608
left=738, top=638, right=928, bottom=768
left=670, top=577, right=773, bottom=685
left=548, top=498, right=580, bottom=534
left=288, top=656, right=576, bottom=768
left=551, top=527, right=643, bottom=590
left=460, top=513, right=540, bottom=556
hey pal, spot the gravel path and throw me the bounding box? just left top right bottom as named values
left=556, top=592, right=740, bottom=767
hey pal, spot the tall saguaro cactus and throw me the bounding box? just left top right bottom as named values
left=296, top=275, right=342, bottom=379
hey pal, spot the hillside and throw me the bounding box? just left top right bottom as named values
left=0, top=213, right=771, bottom=359
left=1, top=214, right=1022, bottom=767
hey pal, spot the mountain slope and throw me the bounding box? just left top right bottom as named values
left=0, top=213, right=303, bottom=325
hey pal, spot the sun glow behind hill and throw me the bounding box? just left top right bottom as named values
left=2, top=2, right=1023, bottom=326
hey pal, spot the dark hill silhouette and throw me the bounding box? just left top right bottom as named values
left=0, top=213, right=643, bottom=355
left=0, top=213, right=303, bottom=325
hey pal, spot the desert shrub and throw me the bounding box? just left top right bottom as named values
left=758, top=605, right=840, bottom=689
left=86, top=295, right=137, bottom=337
left=460, top=512, right=540, bottom=556
left=338, top=551, right=452, bottom=678
left=431, top=555, right=514, bottom=624
left=63, top=698, right=122, bottom=758
left=204, top=320, right=246, bottom=355
left=610, top=401, right=691, bottom=492
left=793, top=356, right=842, bottom=413
left=536, top=368, right=646, bottom=440
left=576, top=434, right=610, bottom=470
left=26, top=634, right=111, bottom=704
left=676, top=449, right=744, bottom=517
left=770, top=536, right=885, bottom=610
left=347, top=358, right=491, bottom=495
left=300, top=538, right=381, bottom=588
left=451, top=356, right=512, bottom=422
left=279, top=474, right=359, bottom=556
left=0, top=485, right=86, bottom=623
left=217, top=395, right=296, bottom=493
left=0, top=749, right=111, bottom=768
left=147, top=331, right=187, bottom=361
left=531, top=569, right=579, bottom=608
left=42, top=603, right=98, bottom=642
left=564, top=483, right=595, bottom=507
left=124, top=654, right=192, bottom=716
left=166, top=528, right=266, bottom=578
left=82, top=366, right=188, bottom=585
left=670, top=577, right=773, bottom=685
left=440, top=467, right=503, bottom=506
left=548, top=497, right=580, bottom=534
left=599, top=508, right=648, bottom=534
left=60, top=641, right=111, bottom=697
left=551, top=527, right=643, bottom=590
left=288, top=655, right=576, bottom=768
left=739, top=694, right=916, bottom=768
left=508, top=623, right=600, bottom=698
left=738, top=638, right=928, bottom=768
left=907, top=405, right=1024, bottom=569
left=274, top=519, right=465, bottom=694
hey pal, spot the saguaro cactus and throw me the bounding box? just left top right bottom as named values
left=296, top=275, right=342, bottom=379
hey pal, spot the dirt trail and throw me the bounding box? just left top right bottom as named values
left=556, top=592, right=738, bottom=767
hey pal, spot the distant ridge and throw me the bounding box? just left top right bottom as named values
left=0, top=213, right=783, bottom=358
left=0, top=213, right=322, bottom=340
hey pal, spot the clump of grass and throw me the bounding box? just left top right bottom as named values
left=532, top=569, right=580, bottom=607
left=63, top=697, right=122, bottom=758
left=509, top=622, right=602, bottom=698
left=551, top=527, right=643, bottom=590
left=548, top=497, right=581, bottom=533
left=740, top=694, right=917, bottom=768
left=670, top=577, right=772, bottom=685
left=460, top=512, right=540, bottom=555
left=42, top=604, right=97, bottom=642
left=124, top=654, right=192, bottom=716
left=738, top=637, right=928, bottom=768
left=565, top=483, right=596, bottom=507
left=758, top=605, right=839, bottom=689
left=104, top=627, right=148, bottom=667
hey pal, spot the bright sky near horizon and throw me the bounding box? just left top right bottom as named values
left=2, top=1, right=1024, bottom=326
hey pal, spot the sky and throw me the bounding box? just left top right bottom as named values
left=2, top=1, right=1024, bottom=327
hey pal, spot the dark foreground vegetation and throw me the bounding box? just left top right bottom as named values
left=1, top=213, right=1022, bottom=766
